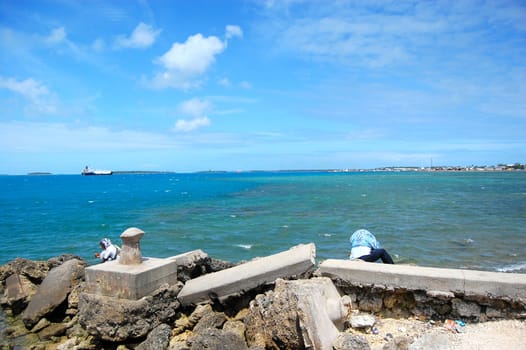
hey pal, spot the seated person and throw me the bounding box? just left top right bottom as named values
left=95, top=238, right=119, bottom=262
left=349, top=229, right=394, bottom=264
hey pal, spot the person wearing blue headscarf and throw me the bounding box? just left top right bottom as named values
left=349, top=229, right=394, bottom=264
left=95, top=238, right=119, bottom=262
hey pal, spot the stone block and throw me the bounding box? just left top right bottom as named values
left=177, top=243, right=316, bottom=306
left=85, top=257, right=177, bottom=300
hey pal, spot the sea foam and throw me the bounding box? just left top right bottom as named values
left=496, top=262, right=526, bottom=273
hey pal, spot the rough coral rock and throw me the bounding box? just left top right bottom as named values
left=78, top=282, right=182, bottom=342
left=192, top=310, right=227, bottom=333
left=0, top=258, right=50, bottom=288
left=136, top=323, right=172, bottom=350
left=187, top=328, right=248, bottom=350
left=332, top=332, right=370, bottom=350
left=173, top=304, right=213, bottom=335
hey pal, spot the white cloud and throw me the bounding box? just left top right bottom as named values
left=226, top=25, right=243, bottom=39
left=174, top=116, right=211, bottom=132
left=158, top=34, right=225, bottom=74
left=256, top=1, right=525, bottom=69
left=115, top=22, right=161, bottom=49
left=46, top=27, right=66, bottom=44
left=0, top=76, right=49, bottom=99
left=36, top=26, right=93, bottom=63
left=179, top=98, right=211, bottom=117
left=150, top=26, right=241, bottom=90
left=0, top=76, right=57, bottom=114
left=173, top=98, right=212, bottom=132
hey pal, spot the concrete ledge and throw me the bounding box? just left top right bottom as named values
left=317, top=259, right=526, bottom=300
left=177, top=243, right=316, bottom=306
left=85, top=257, right=177, bottom=300
left=168, top=249, right=209, bottom=265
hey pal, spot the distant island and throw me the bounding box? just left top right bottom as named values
left=27, top=172, right=53, bottom=176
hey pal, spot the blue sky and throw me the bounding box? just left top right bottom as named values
left=1, top=0, right=525, bottom=174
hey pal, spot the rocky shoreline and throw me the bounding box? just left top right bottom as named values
left=1, top=250, right=525, bottom=350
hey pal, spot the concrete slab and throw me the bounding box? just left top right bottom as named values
left=177, top=243, right=316, bottom=306
left=85, top=257, right=177, bottom=300
left=317, top=259, right=526, bottom=299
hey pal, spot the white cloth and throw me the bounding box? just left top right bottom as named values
left=350, top=246, right=371, bottom=259
left=100, top=244, right=118, bottom=262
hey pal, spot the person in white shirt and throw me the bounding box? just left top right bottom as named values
left=95, top=238, right=119, bottom=262
left=349, top=229, right=394, bottom=264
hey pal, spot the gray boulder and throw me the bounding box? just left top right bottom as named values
left=136, top=323, right=172, bottom=350
left=193, top=310, right=227, bottom=333
left=348, top=314, right=376, bottom=329
left=187, top=328, right=248, bottom=350
left=332, top=332, right=370, bottom=350
left=21, top=258, right=86, bottom=328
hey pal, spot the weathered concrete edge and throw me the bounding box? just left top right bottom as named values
left=168, top=249, right=208, bottom=265
left=316, top=259, right=526, bottom=300
left=177, top=243, right=316, bottom=306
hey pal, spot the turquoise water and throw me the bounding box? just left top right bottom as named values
left=1, top=171, right=525, bottom=272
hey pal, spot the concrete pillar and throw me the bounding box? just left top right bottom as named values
left=119, top=227, right=144, bottom=265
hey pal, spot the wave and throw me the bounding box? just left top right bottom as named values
left=496, top=262, right=526, bottom=273
left=236, top=244, right=252, bottom=250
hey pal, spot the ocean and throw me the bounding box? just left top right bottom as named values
left=1, top=171, right=525, bottom=273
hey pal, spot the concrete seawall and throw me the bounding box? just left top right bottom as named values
left=316, top=259, right=526, bottom=321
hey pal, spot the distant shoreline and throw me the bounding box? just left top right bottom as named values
left=17, top=165, right=524, bottom=176
left=0, top=163, right=523, bottom=176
